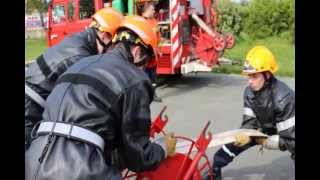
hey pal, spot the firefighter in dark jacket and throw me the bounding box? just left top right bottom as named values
left=207, top=46, right=295, bottom=180
left=25, top=7, right=123, bottom=150
left=25, top=15, right=177, bottom=180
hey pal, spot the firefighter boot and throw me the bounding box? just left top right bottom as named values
left=152, top=83, right=162, bottom=102
left=153, top=93, right=162, bottom=102
left=213, top=167, right=222, bottom=180
left=203, top=167, right=222, bottom=180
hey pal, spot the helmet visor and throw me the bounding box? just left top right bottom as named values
left=242, top=61, right=257, bottom=74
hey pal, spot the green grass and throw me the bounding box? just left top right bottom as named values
left=213, top=35, right=295, bottom=77
left=25, top=38, right=47, bottom=63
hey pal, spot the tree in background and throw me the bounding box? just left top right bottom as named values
left=26, top=0, right=50, bottom=30
left=215, top=0, right=294, bottom=43
left=216, top=0, right=245, bottom=36
left=243, top=0, right=294, bottom=42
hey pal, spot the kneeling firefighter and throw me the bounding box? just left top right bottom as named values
left=205, top=46, right=295, bottom=180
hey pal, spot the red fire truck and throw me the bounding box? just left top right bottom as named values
left=47, top=0, right=235, bottom=75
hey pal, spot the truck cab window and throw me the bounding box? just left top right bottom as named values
left=79, top=0, right=95, bottom=20
left=53, top=5, right=66, bottom=24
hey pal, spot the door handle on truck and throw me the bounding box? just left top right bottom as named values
left=50, top=34, right=58, bottom=40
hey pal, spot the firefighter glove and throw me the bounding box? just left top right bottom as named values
left=154, top=132, right=177, bottom=158
left=234, top=132, right=251, bottom=147
left=262, top=135, right=280, bottom=150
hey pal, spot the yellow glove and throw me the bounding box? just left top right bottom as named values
left=234, top=132, right=251, bottom=147
left=165, top=132, right=177, bottom=157
left=154, top=132, right=177, bottom=158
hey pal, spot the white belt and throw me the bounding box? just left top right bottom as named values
left=37, top=121, right=105, bottom=151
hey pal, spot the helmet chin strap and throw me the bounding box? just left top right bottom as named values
left=261, top=72, right=274, bottom=89
left=96, top=32, right=112, bottom=53
left=262, top=72, right=268, bottom=81
left=133, top=54, right=149, bottom=67
left=123, top=41, right=134, bottom=63
left=123, top=42, right=151, bottom=67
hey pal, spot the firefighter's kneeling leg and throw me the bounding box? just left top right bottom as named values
left=213, top=141, right=256, bottom=168
left=209, top=141, right=257, bottom=179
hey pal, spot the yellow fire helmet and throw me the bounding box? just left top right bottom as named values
left=242, top=45, right=279, bottom=75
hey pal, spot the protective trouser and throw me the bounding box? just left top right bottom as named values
left=213, top=141, right=257, bottom=169
left=144, top=67, right=157, bottom=84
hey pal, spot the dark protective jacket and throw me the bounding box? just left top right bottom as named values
left=25, top=28, right=98, bottom=149
left=241, top=77, right=295, bottom=158
left=25, top=45, right=166, bottom=180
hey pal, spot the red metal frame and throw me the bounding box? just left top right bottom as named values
left=122, top=107, right=214, bottom=180
left=149, top=106, right=168, bottom=138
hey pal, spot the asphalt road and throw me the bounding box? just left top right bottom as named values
left=150, top=73, right=295, bottom=180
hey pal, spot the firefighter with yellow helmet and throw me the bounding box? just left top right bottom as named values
left=205, top=46, right=295, bottom=180
left=25, top=7, right=123, bottom=151
left=25, top=15, right=176, bottom=180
